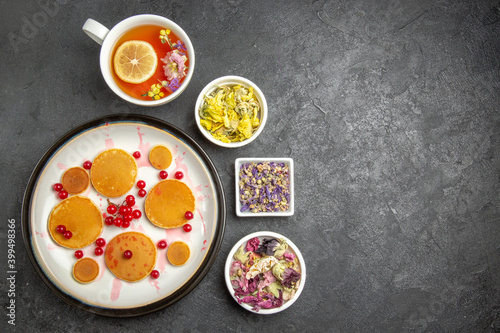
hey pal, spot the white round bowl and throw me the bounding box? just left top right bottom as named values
left=195, top=76, right=268, bottom=148
left=224, top=231, right=306, bottom=314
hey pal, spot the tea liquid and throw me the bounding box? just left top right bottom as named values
left=111, top=25, right=189, bottom=100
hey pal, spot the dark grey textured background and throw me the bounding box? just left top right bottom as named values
left=1, top=0, right=500, bottom=331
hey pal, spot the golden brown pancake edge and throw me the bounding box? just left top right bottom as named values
left=90, top=148, right=138, bottom=198
left=144, top=179, right=195, bottom=229
left=61, top=167, right=90, bottom=194
left=73, top=257, right=100, bottom=283
left=104, top=231, right=157, bottom=282
left=48, top=195, right=103, bottom=249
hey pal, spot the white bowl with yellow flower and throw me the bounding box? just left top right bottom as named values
left=195, top=76, right=268, bottom=148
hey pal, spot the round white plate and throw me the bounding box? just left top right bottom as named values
left=22, top=114, right=226, bottom=317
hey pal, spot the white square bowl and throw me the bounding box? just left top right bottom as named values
left=235, top=158, right=294, bottom=217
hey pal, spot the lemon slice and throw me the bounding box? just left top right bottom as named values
left=113, top=40, right=158, bottom=84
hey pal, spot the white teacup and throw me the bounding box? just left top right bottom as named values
left=82, top=14, right=195, bottom=107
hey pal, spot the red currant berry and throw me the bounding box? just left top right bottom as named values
left=107, top=205, right=117, bottom=215
left=56, top=225, right=66, bottom=234
left=124, top=250, right=133, bottom=259
left=105, top=216, right=114, bottom=226
left=184, top=211, right=194, bottom=220
left=132, top=210, right=142, bottom=219
left=123, top=214, right=133, bottom=223
left=126, top=195, right=136, bottom=206
left=74, top=250, right=84, bottom=259
left=175, top=171, right=184, bottom=180
left=83, top=160, right=92, bottom=169
left=59, top=190, right=68, bottom=199
left=133, top=151, right=141, bottom=159
left=96, top=238, right=106, bottom=247
left=94, top=247, right=103, bottom=256
left=159, top=170, right=168, bottom=179
left=114, top=217, right=123, bottom=227
left=183, top=224, right=192, bottom=232
left=137, top=180, right=146, bottom=189
left=157, top=240, right=167, bottom=249
left=53, top=183, right=63, bottom=192
left=138, top=189, right=147, bottom=197
left=121, top=220, right=130, bottom=228
left=64, top=230, right=73, bottom=239
left=150, top=270, right=160, bottom=279
left=119, top=205, right=131, bottom=215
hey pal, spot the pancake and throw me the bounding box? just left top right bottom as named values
left=149, top=145, right=173, bottom=170
left=48, top=195, right=103, bottom=249
left=61, top=167, right=89, bottom=194
left=167, top=241, right=190, bottom=266
left=90, top=148, right=138, bottom=198
left=105, top=232, right=157, bottom=282
left=145, top=179, right=195, bottom=229
left=73, top=257, right=99, bottom=283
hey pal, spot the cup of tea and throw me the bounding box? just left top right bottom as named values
left=82, top=14, right=195, bottom=107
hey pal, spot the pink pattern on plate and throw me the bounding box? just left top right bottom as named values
left=173, top=155, right=189, bottom=176
left=130, top=223, right=145, bottom=233
left=166, top=227, right=191, bottom=243
left=150, top=279, right=160, bottom=294
left=198, top=208, right=208, bottom=252
left=35, top=231, right=49, bottom=238
left=173, top=155, right=198, bottom=191
left=197, top=208, right=207, bottom=236
left=57, top=163, right=67, bottom=170
left=110, top=278, right=122, bottom=301
left=105, top=137, right=114, bottom=149
left=156, top=244, right=169, bottom=272
left=171, top=144, right=179, bottom=156
left=136, top=127, right=151, bottom=168
left=91, top=253, right=107, bottom=282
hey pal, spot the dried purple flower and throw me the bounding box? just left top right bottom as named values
left=238, top=161, right=290, bottom=213
left=282, top=268, right=301, bottom=288
left=256, top=238, right=280, bottom=256
left=246, top=237, right=260, bottom=252
left=236, top=290, right=283, bottom=312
